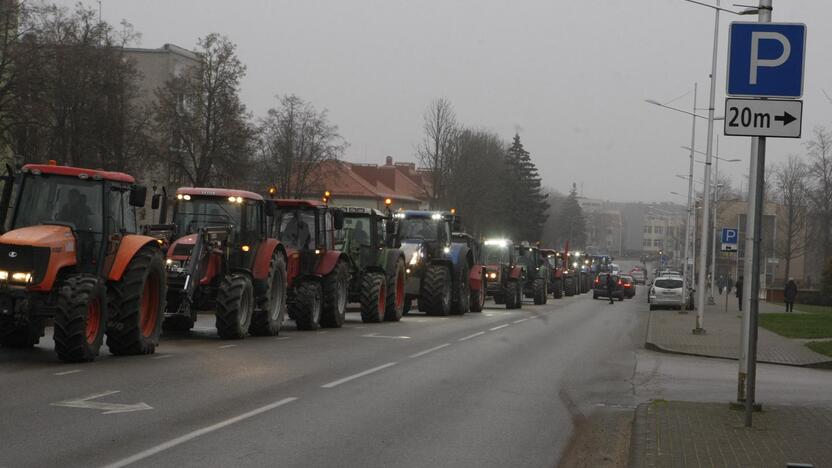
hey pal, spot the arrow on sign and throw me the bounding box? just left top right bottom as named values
left=50, top=390, right=153, bottom=414
left=775, top=111, right=797, bottom=126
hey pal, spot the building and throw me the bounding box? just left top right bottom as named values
left=122, top=44, right=200, bottom=108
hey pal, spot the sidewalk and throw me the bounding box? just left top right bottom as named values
left=645, top=296, right=832, bottom=367
left=630, top=400, right=832, bottom=468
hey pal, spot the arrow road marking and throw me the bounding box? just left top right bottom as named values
left=775, top=111, right=796, bottom=125
left=361, top=333, right=411, bottom=340
left=50, top=390, right=153, bottom=415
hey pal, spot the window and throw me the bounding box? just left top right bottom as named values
left=642, top=239, right=652, bottom=247
left=654, top=239, right=663, bottom=248
left=643, top=226, right=652, bottom=234
left=654, top=226, right=664, bottom=234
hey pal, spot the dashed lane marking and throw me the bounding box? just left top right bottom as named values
left=53, top=369, right=83, bottom=376
left=275, top=336, right=291, bottom=340
left=101, top=397, right=298, bottom=468
left=361, top=333, right=411, bottom=340
left=458, top=331, right=485, bottom=342
left=489, top=324, right=510, bottom=331
left=409, top=344, right=450, bottom=358
left=512, top=318, right=529, bottom=324
left=218, top=344, right=237, bottom=349
left=152, top=354, right=173, bottom=360
left=321, top=362, right=397, bottom=389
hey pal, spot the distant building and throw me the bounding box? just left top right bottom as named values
left=122, top=43, right=200, bottom=108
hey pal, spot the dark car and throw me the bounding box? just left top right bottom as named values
left=592, top=273, right=624, bottom=301
left=619, top=274, right=636, bottom=298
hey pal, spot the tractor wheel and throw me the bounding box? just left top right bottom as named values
left=320, top=260, right=349, bottom=328
left=552, top=278, right=563, bottom=299
left=54, top=275, right=107, bottom=363
left=359, top=272, right=386, bottom=323
left=106, top=245, right=166, bottom=355
left=0, top=316, right=44, bottom=348
left=291, top=281, right=322, bottom=330
left=469, top=272, right=485, bottom=313
left=384, top=258, right=406, bottom=322
left=250, top=253, right=287, bottom=336
left=493, top=294, right=505, bottom=305
left=215, top=274, right=254, bottom=339
left=451, top=262, right=470, bottom=315
left=420, top=264, right=451, bottom=316
left=505, top=280, right=520, bottom=310
left=402, top=298, right=412, bottom=316
left=533, top=278, right=546, bottom=305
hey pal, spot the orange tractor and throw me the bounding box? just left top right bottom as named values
left=0, top=163, right=166, bottom=362
left=149, top=188, right=288, bottom=338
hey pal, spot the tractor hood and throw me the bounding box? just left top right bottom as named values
left=0, top=224, right=75, bottom=249
left=167, top=234, right=197, bottom=260
left=399, top=240, right=423, bottom=266
left=0, top=224, right=76, bottom=290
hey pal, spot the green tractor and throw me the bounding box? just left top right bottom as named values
left=335, top=207, right=406, bottom=323
left=518, top=244, right=549, bottom=305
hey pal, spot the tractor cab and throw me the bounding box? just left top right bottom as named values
left=516, top=243, right=549, bottom=305
left=481, top=238, right=524, bottom=309
left=392, top=211, right=452, bottom=271
left=335, top=207, right=389, bottom=268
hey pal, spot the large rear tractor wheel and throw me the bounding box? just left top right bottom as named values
left=451, top=263, right=470, bottom=315
left=107, top=246, right=166, bottom=355
left=505, top=280, right=520, bottom=310
left=533, top=278, right=547, bottom=305
left=250, top=253, right=287, bottom=336
left=420, top=264, right=451, bottom=316
left=0, top=316, right=44, bottom=348
left=54, top=275, right=107, bottom=363
left=215, top=274, right=254, bottom=339
left=291, top=281, right=322, bottom=330
left=384, top=258, right=406, bottom=322
left=320, top=260, right=349, bottom=328
left=360, top=272, right=386, bottom=323
left=469, top=272, right=485, bottom=313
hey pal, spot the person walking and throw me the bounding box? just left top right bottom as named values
left=718, top=275, right=725, bottom=295
left=726, top=275, right=733, bottom=295
left=784, top=278, right=798, bottom=313
left=735, top=276, right=744, bottom=311
left=606, top=274, right=615, bottom=305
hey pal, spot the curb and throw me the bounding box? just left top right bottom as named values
left=644, top=339, right=832, bottom=369
left=627, top=403, right=649, bottom=468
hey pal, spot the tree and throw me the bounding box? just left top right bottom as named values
left=805, top=126, right=832, bottom=269
left=503, top=133, right=549, bottom=241
left=416, top=98, right=458, bottom=209
left=551, top=183, right=586, bottom=249
left=256, top=94, right=346, bottom=198
left=154, top=33, right=253, bottom=187
left=775, top=155, right=808, bottom=283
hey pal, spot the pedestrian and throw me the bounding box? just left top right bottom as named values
left=606, top=274, right=615, bottom=305
left=784, top=278, right=798, bottom=313
left=726, top=276, right=733, bottom=295
left=718, top=275, right=724, bottom=295
left=735, top=276, right=743, bottom=311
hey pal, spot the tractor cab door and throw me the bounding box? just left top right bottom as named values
left=228, top=200, right=262, bottom=271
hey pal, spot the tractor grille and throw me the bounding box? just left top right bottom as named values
left=0, top=244, right=51, bottom=284
left=172, top=243, right=194, bottom=258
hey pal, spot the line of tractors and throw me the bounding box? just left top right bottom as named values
left=0, top=162, right=607, bottom=363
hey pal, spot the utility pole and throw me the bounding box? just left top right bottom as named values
left=683, top=84, right=697, bottom=312
left=708, top=141, right=720, bottom=305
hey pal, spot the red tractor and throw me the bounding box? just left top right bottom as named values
left=540, top=248, right=564, bottom=299
left=481, top=238, right=525, bottom=309
left=150, top=188, right=287, bottom=338
left=267, top=199, right=349, bottom=330
left=0, top=163, right=167, bottom=362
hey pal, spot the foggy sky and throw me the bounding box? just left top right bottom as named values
left=58, top=0, right=831, bottom=203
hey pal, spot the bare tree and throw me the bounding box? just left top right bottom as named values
left=417, top=98, right=459, bottom=209
left=154, top=33, right=253, bottom=187
left=775, top=155, right=808, bottom=283
left=806, top=126, right=832, bottom=264
left=256, top=94, right=346, bottom=199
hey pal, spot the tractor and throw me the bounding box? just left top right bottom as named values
left=267, top=199, right=349, bottom=330
left=540, top=248, right=564, bottom=299
left=390, top=210, right=470, bottom=316
left=450, top=232, right=486, bottom=313
left=149, top=188, right=287, bottom=339
left=481, top=238, right=525, bottom=309
left=562, top=251, right=579, bottom=296
left=335, top=206, right=406, bottom=323
left=518, top=244, right=549, bottom=305
left=0, top=163, right=166, bottom=362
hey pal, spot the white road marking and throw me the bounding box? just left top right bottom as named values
left=361, top=333, right=411, bottom=340
left=152, top=354, right=173, bottom=360
left=192, top=327, right=215, bottom=332
left=512, top=318, right=529, bottom=324
left=50, top=390, right=152, bottom=415
left=458, top=331, right=485, bottom=341
left=316, top=331, right=328, bottom=334
left=412, top=319, right=427, bottom=323
left=218, top=344, right=237, bottom=349
left=484, top=313, right=494, bottom=317
left=102, top=397, right=298, bottom=468
left=321, top=362, right=397, bottom=388
left=409, top=344, right=450, bottom=358
left=489, top=324, right=510, bottom=331
left=275, top=336, right=291, bottom=340
left=53, top=369, right=83, bottom=376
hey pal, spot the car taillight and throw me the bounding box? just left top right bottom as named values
left=617, top=279, right=622, bottom=286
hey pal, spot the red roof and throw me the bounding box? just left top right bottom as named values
left=307, top=159, right=426, bottom=203
left=23, top=164, right=135, bottom=184
left=177, top=187, right=263, bottom=201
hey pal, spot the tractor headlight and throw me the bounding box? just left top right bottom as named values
left=488, top=272, right=497, bottom=280
left=9, top=272, right=31, bottom=283
left=0, top=271, right=8, bottom=280
left=165, top=260, right=184, bottom=272
left=409, top=251, right=420, bottom=265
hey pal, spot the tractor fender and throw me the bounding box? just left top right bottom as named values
left=107, top=235, right=163, bottom=282
left=314, top=250, right=345, bottom=277
left=469, top=264, right=485, bottom=291
left=252, top=239, right=286, bottom=281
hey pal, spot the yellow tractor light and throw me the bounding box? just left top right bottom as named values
left=241, top=245, right=250, bottom=252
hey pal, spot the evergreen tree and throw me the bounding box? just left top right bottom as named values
left=551, top=183, right=587, bottom=249
left=503, top=133, right=549, bottom=241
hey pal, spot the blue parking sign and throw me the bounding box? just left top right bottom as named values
left=727, top=22, right=806, bottom=98
left=722, top=228, right=738, bottom=244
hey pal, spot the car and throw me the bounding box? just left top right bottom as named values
left=619, top=274, right=636, bottom=298
left=592, top=273, right=624, bottom=301
left=629, top=269, right=646, bottom=284
left=657, top=270, right=681, bottom=278
left=649, top=276, right=685, bottom=310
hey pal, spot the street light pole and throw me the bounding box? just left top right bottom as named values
left=708, top=138, right=720, bottom=305
left=684, top=84, right=697, bottom=311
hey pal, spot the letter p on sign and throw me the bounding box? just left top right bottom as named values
left=727, top=22, right=806, bottom=99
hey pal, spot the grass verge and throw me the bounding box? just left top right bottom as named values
left=806, top=340, right=832, bottom=357
left=759, top=313, right=832, bottom=339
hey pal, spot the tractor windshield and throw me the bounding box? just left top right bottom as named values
left=399, top=218, right=442, bottom=241
left=172, top=196, right=242, bottom=237
left=482, top=243, right=510, bottom=265
left=274, top=207, right=316, bottom=250
left=13, top=174, right=104, bottom=233
left=337, top=215, right=372, bottom=248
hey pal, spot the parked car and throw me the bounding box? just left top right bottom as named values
left=592, top=273, right=624, bottom=301
left=629, top=269, right=646, bottom=284
left=619, top=274, right=636, bottom=298
left=649, top=276, right=685, bottom=310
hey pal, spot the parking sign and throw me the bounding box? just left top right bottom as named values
left=721, top=228, right=738, bottom=252
left=727, top=22, right=806, bottom=98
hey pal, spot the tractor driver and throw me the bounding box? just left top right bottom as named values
left=283, top=212, right=313, bottom=250
left=57, top=188, right=93, bottom=231
left=352, top=220, right=370, bottom=245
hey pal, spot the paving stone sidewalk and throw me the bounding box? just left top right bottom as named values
left=630, top=400, right=832, bottom=468
left=645, top=299, right=832, bottom=367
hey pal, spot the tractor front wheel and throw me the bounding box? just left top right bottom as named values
left=320, top=260, right=349, bottom=328
left=360, top=272, right=386, bottom=323
left=421, top=264, right=451, bottom=316
left=107, top=245, right=166, bottom=355
left=54, top=275, right=107, bottom=363
left=505, top=280, right=520, bottom=310
left=384, top=258, right=406, bottom=322
left=250, top=253, right=287, bottom=336
left=533, top=278, right=547, bottom=305
left=552, top=278, right=563, bottom=299
left=292, top=281, right=322, bottom=330
left=215, top=274, right=254, bottom=339
left=469, top=272, right=485, bottom=313
left=451, top=262, right=470, bottom=315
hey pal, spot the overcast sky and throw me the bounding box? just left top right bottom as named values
left=59, top=0, right=831, bottom=203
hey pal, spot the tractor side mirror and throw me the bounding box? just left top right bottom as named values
left=332, top=209, right=345, bottom=230
left=130, top=185, right=147, bottom=207
left=151, top=193, right=162, bottom=210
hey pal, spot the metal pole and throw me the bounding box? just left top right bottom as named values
left=694, top=0, right=720, bottom=334
left=708, top=154, right=720, bottom=305
left=745, top=0, right=772, bottom=428
left=683, top=84, right=698, bottom=311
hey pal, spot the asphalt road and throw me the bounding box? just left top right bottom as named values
left=0, top=279, right=649, bottom=468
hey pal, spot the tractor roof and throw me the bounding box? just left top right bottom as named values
left=268, top=199, right=327, bottom=209
left=395, top=210, right=452, bottom=220
left=23, top=164, right=135, bottom=184
left=452, top=232, right=474, bottom=241
left=176, top=187, right=263, bottom=201
left=342, top=206, right=385, bottom=217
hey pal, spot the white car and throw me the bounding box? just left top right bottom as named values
left=649, top=276, right=685, bottom=310
left=657, top=270, right=681, bottom=278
